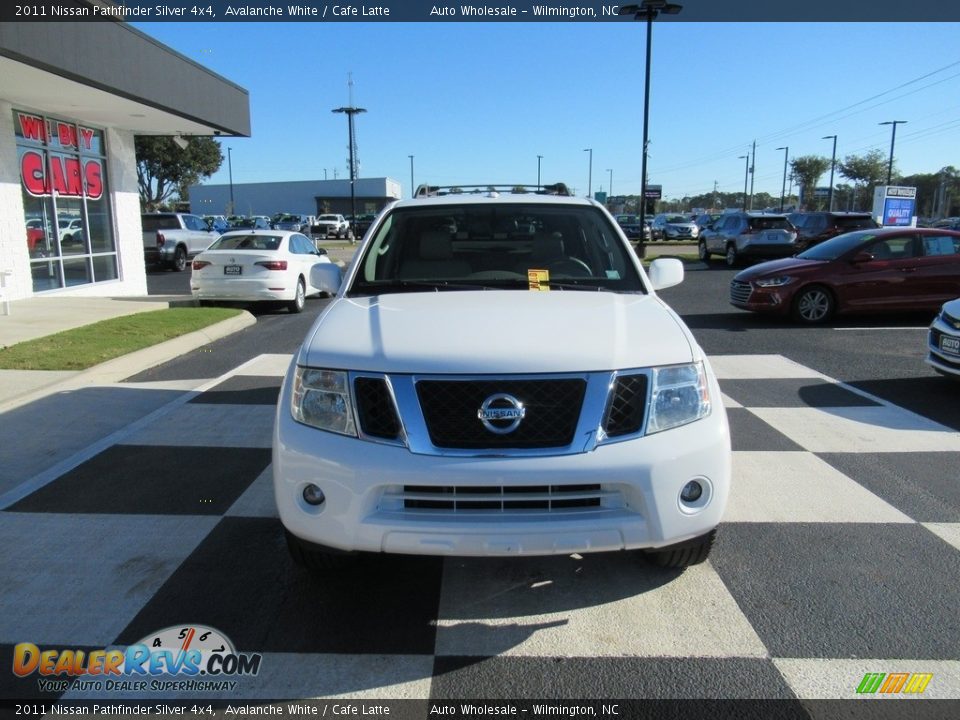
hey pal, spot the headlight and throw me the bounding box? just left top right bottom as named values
left=291, top=367, right=357, bottom=436
left=647, top=362, right=711, bottom=434
left=754, top=275, right=795, bottom=287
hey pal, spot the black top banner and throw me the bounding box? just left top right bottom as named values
left=3, top=0, right=960, bottom=22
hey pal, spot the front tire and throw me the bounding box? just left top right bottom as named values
left=792, top=285, right=835, bottom=324
left=698, top=240, right=711, bottom=264
left=644, top=529, right=716, bottom=568
left=725, top=244, right=739, bottom=268
left=285, top=529, right=351, bottom=571
left=171, top=245, right=187, bottom=272
left=287, top=277, right=306, bottom=314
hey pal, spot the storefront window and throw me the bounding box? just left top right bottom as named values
left=15, top=110, right=118, bottom=293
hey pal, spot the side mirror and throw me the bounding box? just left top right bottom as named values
left=316, top=247, right=328, bottom=256
left=310, top=263, right=342, bottom=295
left=851, top=251, right=874, bottom=264
left=648, top=257, right=684, bottom=290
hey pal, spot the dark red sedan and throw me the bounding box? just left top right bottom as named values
left=730, top=227, right=960, bottom=324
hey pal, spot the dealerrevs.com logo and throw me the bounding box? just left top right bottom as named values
left=13, top=625, right=262, bottom=693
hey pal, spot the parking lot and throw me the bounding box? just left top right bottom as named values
left=1, top=259, right=958, bottom=706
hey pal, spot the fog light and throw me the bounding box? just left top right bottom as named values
left=302, top=484, right=325, bottom=506
left=680, top=480, right=703, bottom=503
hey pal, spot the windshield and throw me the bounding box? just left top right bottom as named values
left=617, top=215, right=639, bottom=224
left=665, top=216, right=689, bottom=223
left=349, top=203, right=645, bottom=295
left=318, top=215, right=338, bottom=221
left=208, top=234, right=282, bottom=251
left=796, top=230, right=877, bottom=260
left=748, top=217, right=792, bottom=230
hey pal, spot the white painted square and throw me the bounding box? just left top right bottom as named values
left=233, top=354, right=294, bottom=378
left=720, top=392, right=742, bottom=409
left=435, top=555, right=768, bottom=659
left=226, top=465, right=278, bottom=518
left=725, top=452, right=914, bottom=523
left=118, top=404, right=275, bottom=448
left=748, top=406, right=960, bottom=453
left=774, top=658, right=960, bottom=699
left=708, top=355, right=826, bottom=380
left=0, top=513, right=218, bottom=645
left=923, top=523, right=960, bottom=553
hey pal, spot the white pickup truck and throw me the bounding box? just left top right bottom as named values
left=142, top=213, right=219, bottom=271
left=312, top=214, right=351, bottom=239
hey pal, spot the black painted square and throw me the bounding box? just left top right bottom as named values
left=8, top=446, right=269, bottom=515
left=115, top=517, right=443, bottom=655
left=720, top=379, right=880, bottom=408
left=430, top=656, right=798, bottom=701
left=189, top=376, right=281, bottom=405
left=725, top=408, right=804, bottom=451
left=817, top=452, right=960, bottom=523
left=710, top=523, right=960, bottom=659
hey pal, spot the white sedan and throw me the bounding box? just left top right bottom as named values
left=927, top=297, right=960, bottom=379
left=190, top=230, right=331, bottom=313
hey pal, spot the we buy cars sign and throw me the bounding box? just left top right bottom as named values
left=17, top=112, right=103, bottom=200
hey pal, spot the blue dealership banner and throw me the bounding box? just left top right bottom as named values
left=883, top=197, right=915, bottom=227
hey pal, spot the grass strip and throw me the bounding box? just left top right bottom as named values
left=0, top=307, right=242, bottom=371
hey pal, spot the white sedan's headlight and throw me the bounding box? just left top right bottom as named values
left=754, top=276, right=795, bottom=287
left=647, top=362, right=711, bottom=434
left=291, top=367, right=357, bottom=436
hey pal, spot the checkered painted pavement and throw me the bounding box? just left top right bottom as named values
left=1, top=354, right=959, bottom=702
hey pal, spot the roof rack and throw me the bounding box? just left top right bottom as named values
left=413, top=183, right=572, bottom=198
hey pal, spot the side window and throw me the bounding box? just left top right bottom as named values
left=921, top=234, right=960, bottom=257
left=721, top=217, right=736, bottom=232
left=867, top=235, right=918, bottom=260
left=186, top=215, right=205, bottom=231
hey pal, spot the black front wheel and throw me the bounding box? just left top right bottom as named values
left=643, top=529, right=716, bottom=569
left=698, top=240, right=711, bottom=264
left=171, top=246, right=188, bottom=272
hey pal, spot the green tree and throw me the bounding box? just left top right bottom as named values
left=790, top=156, right=831, bottom=209
left=838, top=149, right=888, bottom=212
left=136, top=136, right=223, bottom=211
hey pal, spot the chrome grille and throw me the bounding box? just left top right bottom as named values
left=354, top=377, right=401, bottom=440
left=730, top=280, right=753, bottom=305
left=391, top=484, right=619, bottom=512
left=416, top=378, right=586, bottom=449
left=604, top=374, right=648, bottom=437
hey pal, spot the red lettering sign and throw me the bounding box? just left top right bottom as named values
left=18, top=113, right=47, bottom=142
left=20, top=150, right=104, bottom=200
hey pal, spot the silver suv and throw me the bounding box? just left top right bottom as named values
left=698, top=212, right=797, bottom=267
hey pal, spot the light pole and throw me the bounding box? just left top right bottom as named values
left=227, top=147, right=234, bottom=215
left=738, top=155, right=749, bottom=210
left=408, top=155, right=414, bottom=198
left=775, top=146, right=788, bottom=212
left=537, top=154, right=543, bottom=191
left=822, top=135, right=837, bottom=211
left=606, top=168, right=613, bottom=199
left=879, top=120, right=906, bottom=186
left=332, top=105, right=367, bottom=237
left=583, top=148, right=593, bottom=197
left=620, top=1, right=683, bottom=239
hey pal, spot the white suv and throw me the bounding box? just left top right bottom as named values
left=273, top=184, right=730, bottom=570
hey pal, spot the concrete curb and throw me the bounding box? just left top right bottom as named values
left=0, top=310, right=256, bottom=413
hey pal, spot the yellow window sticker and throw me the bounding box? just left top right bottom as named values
left=527, top=269, right=550, bottom=291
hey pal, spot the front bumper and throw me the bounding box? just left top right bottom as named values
left=927, top=320, right=960, bottom=377
left=729, top=279, right=793, bottom=315
left=273, top=365, right=731, bottom=557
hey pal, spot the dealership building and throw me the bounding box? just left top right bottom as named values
left=189, top=178, right=403, bottom=220
left=0, top=14, right=250, bottom=303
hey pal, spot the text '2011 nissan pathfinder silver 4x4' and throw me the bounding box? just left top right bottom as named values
left=273, top=183, right=731, bottom=571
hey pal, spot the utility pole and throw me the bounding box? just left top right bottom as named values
left=748, top=140, right=756, bottom=211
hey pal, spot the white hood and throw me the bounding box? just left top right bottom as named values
left=302, top=291, right=694, bottom=373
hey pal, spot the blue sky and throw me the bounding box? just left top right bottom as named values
left=134, top=21, right=960, bottom=202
